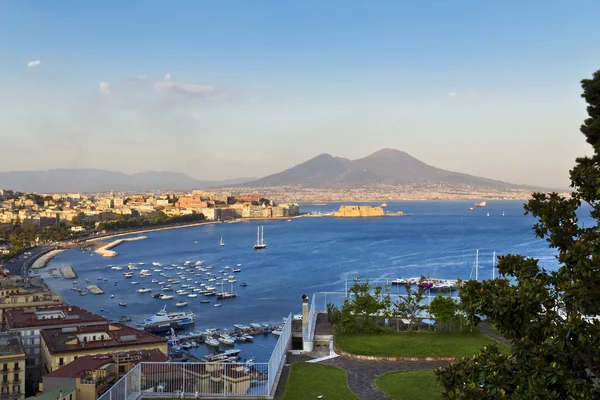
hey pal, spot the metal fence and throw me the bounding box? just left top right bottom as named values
left=99, top=315, right=292, bottom=399
left=305, top=292, right=346, bottom=341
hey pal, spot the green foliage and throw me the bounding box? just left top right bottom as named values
left=393, top=277, right=430, bottom=331
left=98, top=212, right=205, bottom=231
left=337, top=277, right=390, bottom=333
left=435, top=69, right=600, bottom=398
left=429, top=295, right=460, bottom=331
left=376, top=370, right=442, bottom=400
left=327, top=302, right=341, bottom=325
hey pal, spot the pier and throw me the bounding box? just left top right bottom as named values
left=31, top=249, right=64, bottom=269
left=60, top=266, right=77, bottom=279
left=86, top=285, right=105, bottom=295
left=95, top=236, right=148, bottom=257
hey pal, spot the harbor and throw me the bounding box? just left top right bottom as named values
left=39, top=201, right=560, bottom=362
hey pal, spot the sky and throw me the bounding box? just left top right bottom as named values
left=1, top=1, right=599, bottom=188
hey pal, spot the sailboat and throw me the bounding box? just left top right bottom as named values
left=253, top=226, right=267, bottom=250
left=502, top=211, right=505, bottom=217
left=220, top=237, right=225, bottom=247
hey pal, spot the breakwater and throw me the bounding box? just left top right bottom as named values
left=95, top=236, right=148, bottom=257
left=86, top=285, right=105, bottom=294
left=60, top=266, right=77, bottom=279
left=31, top=249, right=65, bottom=269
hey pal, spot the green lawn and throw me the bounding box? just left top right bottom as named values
left=376, top=370, right=442, bottom=400
left=335, top=329, right=507, bottom=357
left=280, top=362, right=359, bottom=400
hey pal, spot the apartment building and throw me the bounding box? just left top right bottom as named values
left=41, top=350, right=167, bottom=400
left=0, top=288, right=63, bottom=329
left=0, top=333, right=26, bottom=400
left=40, top=324, right=167, bottom=376
left=5, top=306, right=106, bottom=395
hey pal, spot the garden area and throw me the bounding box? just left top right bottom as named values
left=375, top=370, right=441, bottom=400
left=279, top=363, right=358, bottom=400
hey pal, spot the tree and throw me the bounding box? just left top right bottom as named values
left=338, top=278, right=389, bottom=333
left=435, top=70, right=600, bottom=398
left=393, top=277, right=431, bottom=331
left=429, top=295, right=459, bottom=331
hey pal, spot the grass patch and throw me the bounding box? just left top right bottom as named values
left=280, top=362, right=359, bottom=400
left=376, top=370, right=442, bottom=400
left=335, top=329, right=508, bottom=357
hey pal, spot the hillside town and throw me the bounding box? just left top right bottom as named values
left=0, top=189, right=300, bottom=256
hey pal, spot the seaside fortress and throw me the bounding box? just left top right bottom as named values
left=40, top=349, right=167, bottom=400
left=333, top=205, right=402, bottom=217
left=0, top=333, right=26, bottom=400
left=5, top=306, right=107, bottom=396
left=40, top=323, right=167, bottom=377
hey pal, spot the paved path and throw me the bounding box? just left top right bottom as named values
left=322, top=358, right=449, bottom=400
left=480, top=322, right=511, bottom=347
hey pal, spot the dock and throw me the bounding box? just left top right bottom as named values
left=31, top=249, right=64, bottom=269
left=60, top=266, right=77, bottom=279
left=95, top=236, right=148, bottom=257
left=86, top=285, right=105, bottom=295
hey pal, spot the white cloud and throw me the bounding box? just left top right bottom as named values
left=98, top=82, right=112, bottom=95
left=164, top=72, right=171, bottom=81
left=27, top=60, right=41, bottom=67
left=447, top=92, right=457, bottom=97
left=154, top=81, right=216, bottom=97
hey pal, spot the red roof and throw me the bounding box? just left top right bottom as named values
left=46, top=349, right=168, bottom=379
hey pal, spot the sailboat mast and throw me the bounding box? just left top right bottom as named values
left=475, top=249, right=479, bottom=281
left=261, top=225, right=264, bottom=245
left=492, top=251, right=496, bottom=279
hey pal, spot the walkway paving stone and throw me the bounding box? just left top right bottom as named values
left=322, top=357, right=450, bottom=400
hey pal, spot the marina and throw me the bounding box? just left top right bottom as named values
left=40, top=201, right=561, bottom=361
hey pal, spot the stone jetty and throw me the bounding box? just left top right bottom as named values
left=86, top=285, right=105, bottom=295
left=95, top=236, right=148, bottom=257
left=60, top=266, right=77, bottom=279
left=31, top=249, right=64, bottom=269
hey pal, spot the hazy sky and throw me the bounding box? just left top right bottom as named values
left=1, top=1, right=599, bottom=188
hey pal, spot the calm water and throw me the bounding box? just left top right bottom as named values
left=42, top=200, right=584, bottom=361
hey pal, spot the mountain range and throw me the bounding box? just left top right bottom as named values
left=237, top=149, right=539, bottom=189
left=0, top=169, right=255, bottom=193
left=0, top=149, right=546, bottom=192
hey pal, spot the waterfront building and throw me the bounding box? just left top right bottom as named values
left=40, top=350, right=167, bottom=400
left=0, top=288, right=63, bottom=330
left=0, top=333, right=26, bottom=400
left=40, top=324, right=167, bottom=376
left=5, top=306, right=106, bottom=395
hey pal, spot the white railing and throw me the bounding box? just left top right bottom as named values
left=266, top=313, right=292, bottom=396
left=306, top=292, right=346, bottom=341
left=99, top=317, right=293, bottom=399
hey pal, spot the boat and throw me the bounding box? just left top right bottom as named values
left=486, top=212, right=490, bottom=217
left=220, top=237, right=225, bottom=247
left=137, top=288, right=151, bottom=293
left=203, top=349, right=241, bottom=362
left=205, top=338, right=220, bottom=347
left=272, top=328, right=283, bottom=336
left=381, top=202, right=387, bottom=208
left=119, top=316, right=131, bottom=322
left=187, top=294, right=198, bottom=298
left=110, top=295, right=115, bottom=298
left=130, top=281, right=139, bottom=285
left=152, top=293, right=161, bottom=298
left=243, top=335, right=254, bottom=342
left=159, top=295, right=173, bottom=300
left=240, top=283, right=248, bottom=287
left=162, top=287, right=173, bottom=292
left=214, top=303, right=222, bottom=307
left=175, top=301, right=188, bottom=307
left=468, top=207, right=474, bottom=211
left=200, top=300, right=210, bottom=304
left=124, top=272, right=134, bottom=278
left=474, top=201, right=487, bottom=208
left=232, top=268, right=241, bottom=273
left=218, top=334, right=235, bottom=345
left=139, top=305, right=195, bottom=334
left=119, top=302, right=127, bottom=307
left=502, top=211, right=505, bottom=216
left=253, top=226, right=267, bottom=249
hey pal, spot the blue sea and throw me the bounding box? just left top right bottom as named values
left=41, top=200, right=585, bottom=361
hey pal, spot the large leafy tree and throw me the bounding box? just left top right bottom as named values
left=436, top=70, right=600, bottom=398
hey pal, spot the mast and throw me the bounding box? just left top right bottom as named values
left=261, top=225, right=264, bottom=245
left=492, top=251, right=496, bottom=279
left=475, top=249, right=479, bottom=281
left=256, top=226, right=260, bottom=246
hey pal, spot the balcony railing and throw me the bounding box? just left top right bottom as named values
left=98, top=314, right=292, bottom=399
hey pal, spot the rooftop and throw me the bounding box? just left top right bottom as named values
left=26, top=385, right=76, bottom=400
left=6, top=305, right=107, bottom=330
left=46, top=349, right=168, bottom=379
left=0, top=333, right=25, bottom=358
left=41, top=323, right=166, bottom=355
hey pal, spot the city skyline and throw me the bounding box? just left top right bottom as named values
left=1, top=1, right=600, bottom=188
